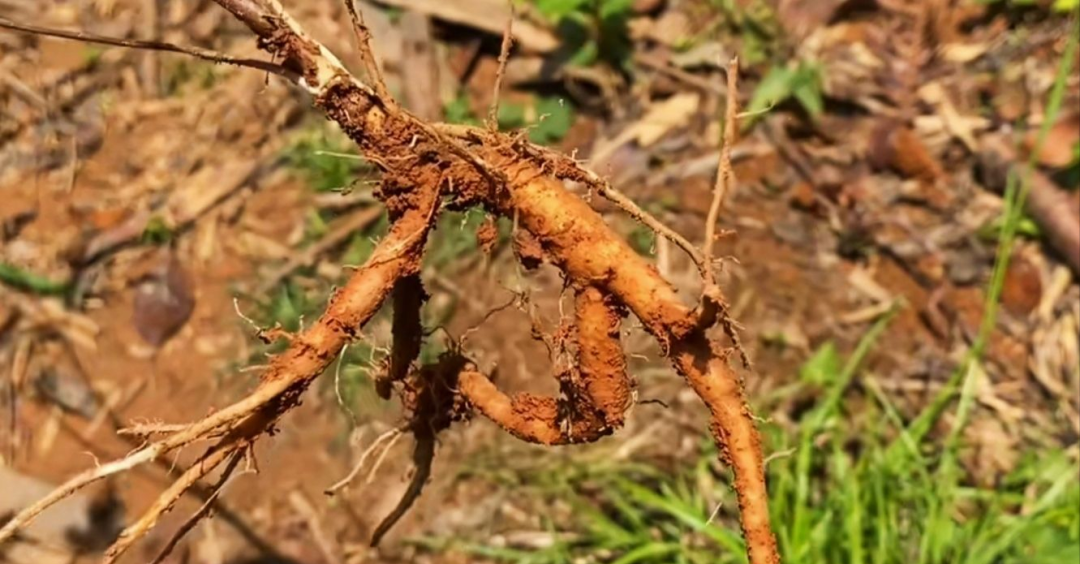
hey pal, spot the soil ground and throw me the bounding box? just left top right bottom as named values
left=2, top=1, right=1078, bottom=563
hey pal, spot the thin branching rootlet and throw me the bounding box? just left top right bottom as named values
left=0, top=2, right=779, bottom=563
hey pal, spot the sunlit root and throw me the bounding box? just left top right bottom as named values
left=458, top=285, right=630, bottom=446
left=0, top=1, right=780, bottom=562
left=575, top=286, right=633, bottom=429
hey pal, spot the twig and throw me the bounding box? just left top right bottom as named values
left=343, top=0, right=394, bottom=106
left=0, top=16, right=291, bottom=78
left=103, top=440, right=248, bottom=563
left=694, top=57, right=750, bottom=369
left=148, top=450, right=245, bottom=564
left=0, top=444, right=163, bottom=543
left=703, top=57, right=739, bottom=287
left=600, top=182, right=708, bottom=277
left=487, top=10, right=515, bottom=131
left=633, top=51, right=725, bottom=95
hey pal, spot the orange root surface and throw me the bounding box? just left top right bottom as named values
left=459, top=370, right=608, bottom=445
left=193, top=3, right=782, bottom=562
left=575, top=286, right=633, bottom=429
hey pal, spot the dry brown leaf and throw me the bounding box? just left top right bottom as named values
left=918, top=82, right=989, bottom=151
left=867, top=121, right=943, bottom=183
left=1001, top=252, right=1042, bottom=317
left=940, top=42, right=989, bottom=64
left=627, top=92, right=701, bottom=147
left=777, top=0, right=849, bottom=40
left=589, top=92, right=700, bottom=170
left=1026, top=113, right=1080, bottom=169
left=643, top=10, right=691, bottom=46
left=164, top=161, right=260, bottom=225
left=374, top=0, right=559, bottom=53
left=132, top=252, right=194, bottom=347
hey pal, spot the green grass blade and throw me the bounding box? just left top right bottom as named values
left=0, top=262, right=70, bottom=296
left=791, top=304, right=898, bottom=547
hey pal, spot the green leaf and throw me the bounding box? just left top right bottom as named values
left=569, top=38, right=600, bottom=67
left=529, top=97, right=575, bottom=145
left=282, top=127, right=365, bottom=193
left=141, top=215, right=173, bottom=245
left=747, top=66, right=794, bottom=119
left=599, top=0, right=635, bottom=20
left=444, top=93, right=479, bottom=125
left=536, top=0, right=590, bottom=20
left=497, top=101, right=528, bottom=130
left=269, top=284, right=303, bottom=331
left=341, top=214, right=387, bottom=265
left=791, top=64, right=824, bottom=118
left=610, top=543, right=681, bottom=564
left=0, top=262, right=69, bottom=296
left=800, top=342, right=841, bottom=387
left=627, top=225, right=656, bottom=256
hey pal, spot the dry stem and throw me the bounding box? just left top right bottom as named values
left=0, top=16, right=289, bottom=77
left=704, top=57, right=740, bottom=288
left=487, top=11, right=515, bottom=131
left=342, top=0, right=394, bottom=105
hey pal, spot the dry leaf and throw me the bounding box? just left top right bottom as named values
left=1001, top=252, right=1042, bottom=317
left=132, top=252, right=195, bottom=347
left=374, top=0, right=559, bottom=53
left=918, top=82, right=989, bottom=151
left=868, top=120, right=943, bottom=182
left=777, top=0, right=849, bottom=40
left=941, top=42, right=989, bottom=64
left=1026, top=113, right=1080, bottom=168
left=590, top=92, right=700, bottom=169
left=629, top=92, right=701, bottom=146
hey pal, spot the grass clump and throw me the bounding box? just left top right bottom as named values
left=426, top=312, right=1078, bottom=563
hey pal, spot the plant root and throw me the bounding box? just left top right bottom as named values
left=575, top=286, right=633, bottom=429
left=378, top=274, right=426, bottom=399
left=371, top=353, right=472, bottom=544
left=0, top=2, right=781, bottom=562
left=459, top=286, right=631, bottom=445
left=0, top=182, right=441, bottom=553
